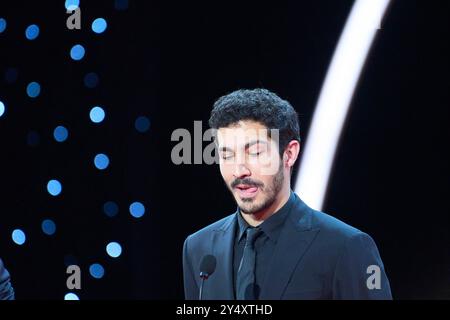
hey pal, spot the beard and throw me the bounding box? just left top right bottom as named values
left=227, top=160, right=284, bottom=215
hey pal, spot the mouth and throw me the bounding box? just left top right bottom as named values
left=234, top=184, right=259, bottom=199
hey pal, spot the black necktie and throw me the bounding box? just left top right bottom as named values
left=236, top=227, right=262, bottom=300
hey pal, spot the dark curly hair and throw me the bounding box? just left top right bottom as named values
left=209, top=88, right=300, bottom=157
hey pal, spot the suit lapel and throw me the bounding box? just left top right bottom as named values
left=259, top=197, right=320, bottom=300
left=210, top=213, right=237, bottom=299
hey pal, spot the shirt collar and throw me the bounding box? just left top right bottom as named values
left=236, top=190, right=295, bottom=243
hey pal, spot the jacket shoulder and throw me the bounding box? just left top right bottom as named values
left=312, top=209, right=363, bottom=239
left=293, top=196, right=368, bottom=246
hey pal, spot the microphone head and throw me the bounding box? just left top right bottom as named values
left=199, top=255, right=216, bottom=279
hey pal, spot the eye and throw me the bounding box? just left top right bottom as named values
left=221, top=153, right=234, bottom=160
left=249, top=151, right=263, bottom=156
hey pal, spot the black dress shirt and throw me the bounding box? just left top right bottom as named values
left=233, top=191, right=295, bottom=299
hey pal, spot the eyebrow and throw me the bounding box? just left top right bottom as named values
left=218, top=139, right=268, bottom=152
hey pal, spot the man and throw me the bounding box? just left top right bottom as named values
left=0, top=258, right=14, bottom=300
left=182, top=88, right=392, bottom=300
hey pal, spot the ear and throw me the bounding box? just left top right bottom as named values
left=284, top=140, right=300, bottom=169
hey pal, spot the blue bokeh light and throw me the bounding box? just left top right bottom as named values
left=0, top=101, right=5, bottom=118
left=25, top=24, right=39, bottom=40
left=0, top=18, right=6, bottom=33
left=135, top=116, right=151, bottom=133
left=103, top=201, right=119, bottom=217
left=12, top=229, right=26, bottom=245
left=41, top=219, right=56, bottom=235
left=26, top=82, right=41, bottom=98
left=84, top=72, right=99, bottom=88
left=53, top=125, right=69, bottom=142
left=89, top=106, right=105, bottom=123
left=47, top=179, right=62, bottom=196
left=65, top=0, right=80, bottom=11
left=129, top=202, right=145, bottom=218
left=106, top=242, right=122, bottom=258
left=94, top=153, right=110, bottom=170
left=70, top=44, right=85, bottom=61
left=64, top=293, right=79, bottom=300
left=89, top=263, right=105, bottom=279
left=92, top=18, right=107, bottom=34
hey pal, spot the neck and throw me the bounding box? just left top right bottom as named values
left=241, top=184, right=291, bottom=227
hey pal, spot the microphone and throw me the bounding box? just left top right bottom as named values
left=199, top=255, right=216, bottom=300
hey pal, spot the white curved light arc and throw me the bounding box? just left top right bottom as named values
left=295, top=0, right=391, bottom=210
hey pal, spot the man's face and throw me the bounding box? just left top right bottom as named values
left=216, top=120, right=285, bottom=214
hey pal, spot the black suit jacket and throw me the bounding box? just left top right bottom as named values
left=0, top=258, right=14, bottom=300
left=183, top=193, right=392, bottom=299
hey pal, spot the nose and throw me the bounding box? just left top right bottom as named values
left=232, top=163, right=251, bottom=179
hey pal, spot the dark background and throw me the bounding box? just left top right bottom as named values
left=0, top=0, right=448, bottom=299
